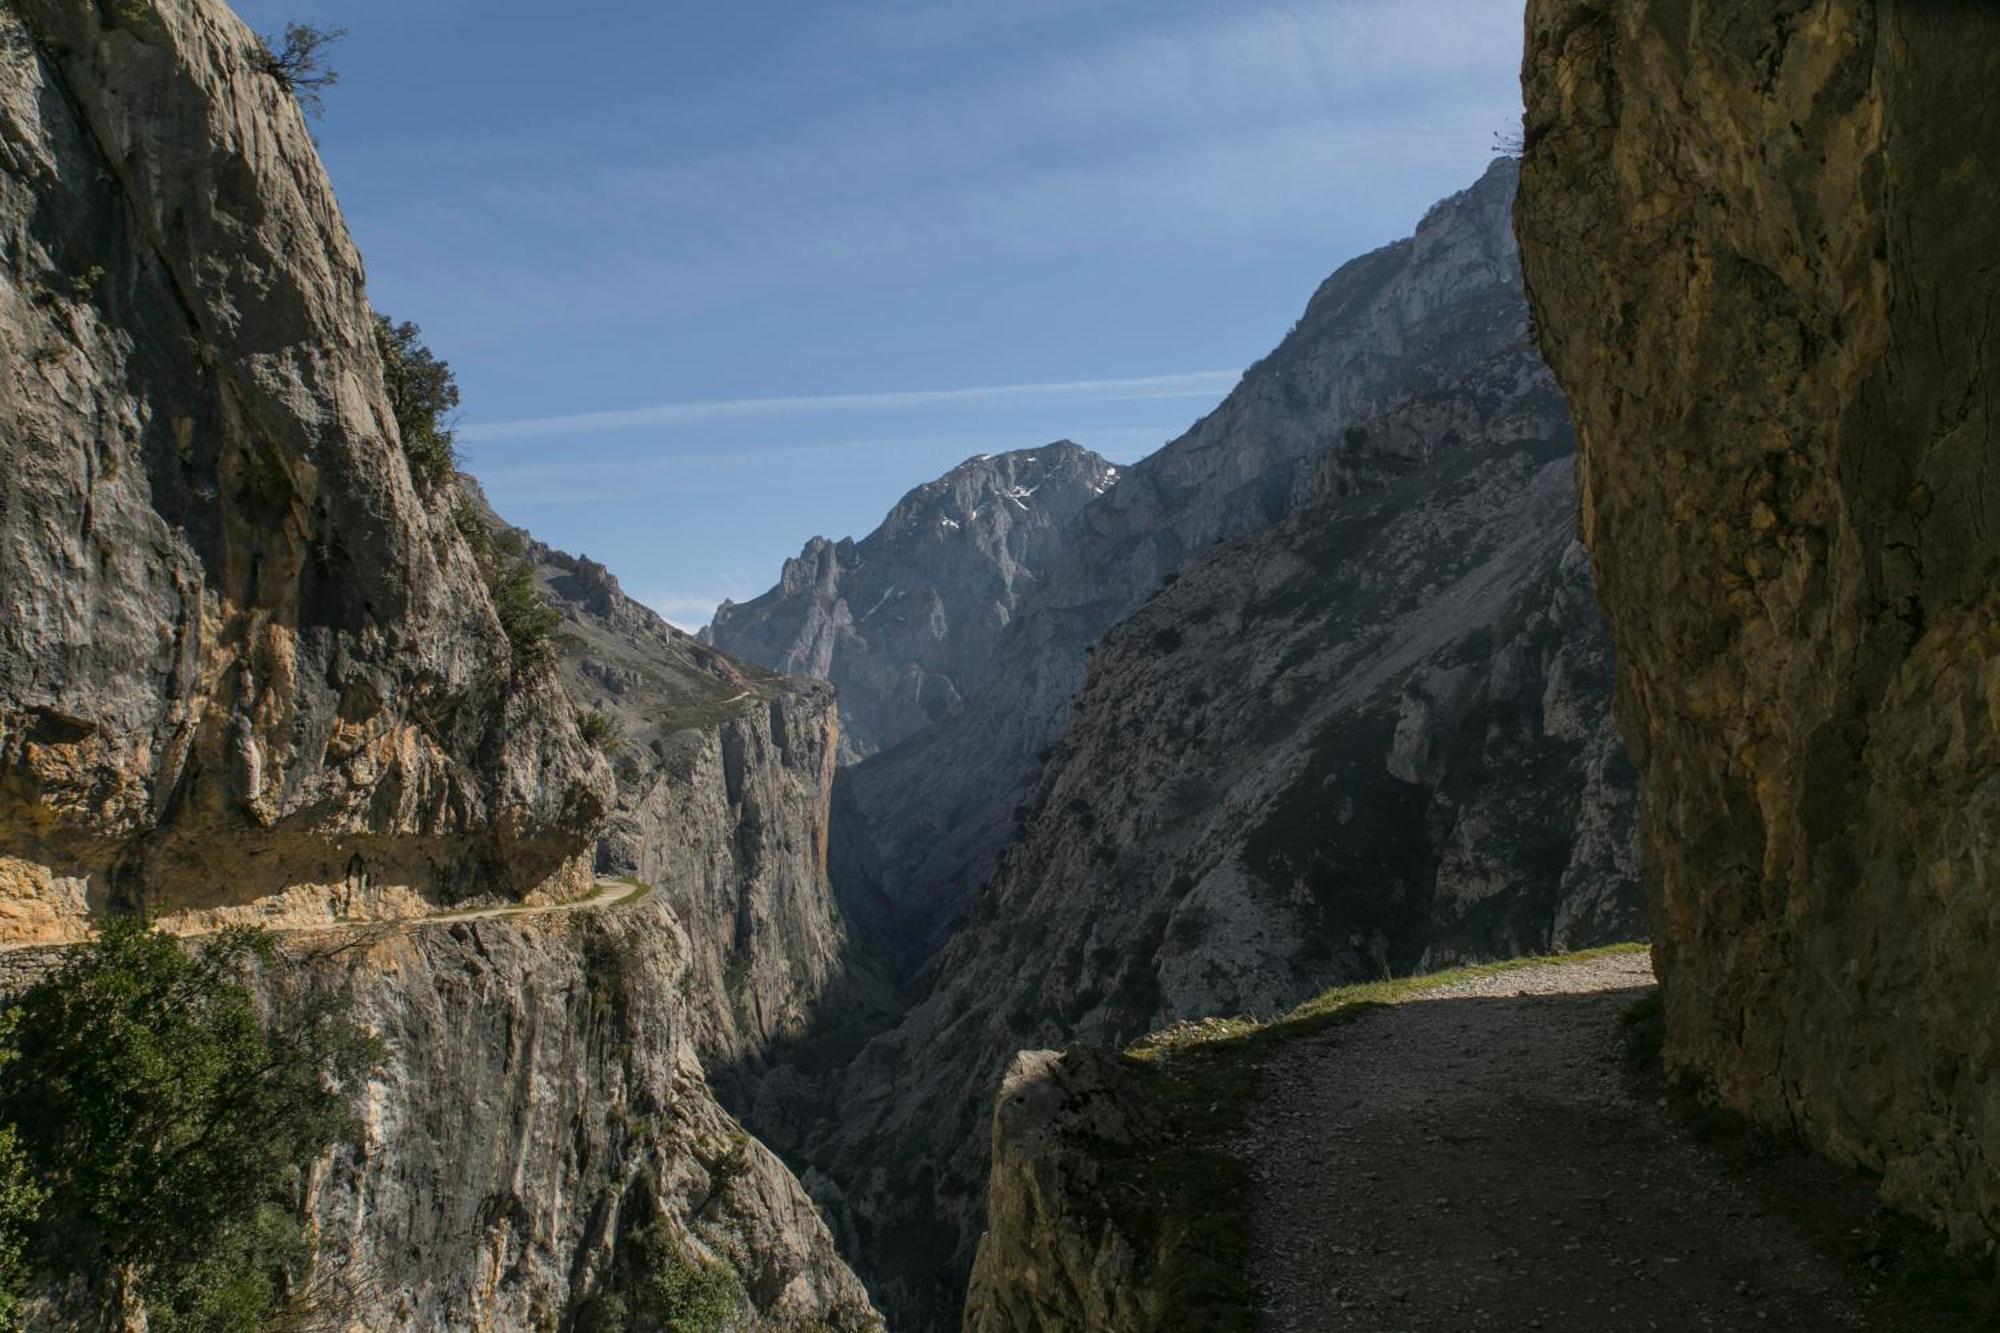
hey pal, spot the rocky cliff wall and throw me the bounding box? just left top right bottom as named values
left=961, top=1049, right=1175, bottom=1333
left=1517, top=0, right=2000, bottom=1252
left=0, top=901, right=883, bottom=1331
left=0, top=0, right=609, bottom=945
left=303, top=902, right=879, bottom=1332
left=463, top=489, right=878, bottom=1078
left=708, top=443, right=1117, bottom=764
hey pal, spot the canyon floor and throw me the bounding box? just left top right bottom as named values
left=1243, top=955, right=1914, bottom=1332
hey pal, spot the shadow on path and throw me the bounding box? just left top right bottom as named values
left=1245, top=958, right=1873, bottom=1331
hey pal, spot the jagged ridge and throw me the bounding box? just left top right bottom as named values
left=708, top=442, right=1117, bottom=763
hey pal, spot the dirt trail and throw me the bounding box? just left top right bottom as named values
left=0, top=877, right=651, bottom=957
left=1244, top=955, right=1873, bottom=1331
left=365, top=875, right=649, bottom=930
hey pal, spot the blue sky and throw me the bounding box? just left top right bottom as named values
left=234, top=0, right=1525, bottom=627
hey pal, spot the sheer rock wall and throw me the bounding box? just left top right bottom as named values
left=0, top=0, right=609, bottom=943
left=1517, top=0, right=2000, bottom=1250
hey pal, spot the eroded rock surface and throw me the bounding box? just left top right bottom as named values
left=304, top=904, right=879, bottom=1332
left=0, top=0, right=609, bottom=942
left=963, top=1048, right=1171, bottom=1333
left=708, top=443, right=1117, bottom=763
left=1517, top=0, right=2000, bottom=1254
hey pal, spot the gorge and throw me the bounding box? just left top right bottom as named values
left=0, top=0, right=1994, bottom=1329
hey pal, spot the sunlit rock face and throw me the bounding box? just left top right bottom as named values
left=709, top=442, right=1118, bottom=763
left=0, top=4, right=878, bottom=1324
left=1517, top=0, right=2000, bottom=1252
left=0, top=0, right=611, bottom=942
left=298, top=903, right=880, bottom=1332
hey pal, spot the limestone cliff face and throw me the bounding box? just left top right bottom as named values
left=708, top=443, right=1117, bottom=763
left=907, top=349, right=1635, bottom=1040
left=962, top=1050, right=1167, bottom=1333
left=839, top=161, right=1539, bottom=956
left=1517, top=1, right=2000, bottom=1252
left=0, top=0, right=609, bottom=945
left=303, top=903, right=879, bottom=1332
left=485, top=499, right=872, bottom=1077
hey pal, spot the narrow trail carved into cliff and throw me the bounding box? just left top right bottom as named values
left=1244, top=955, right=1873, bottom=1331
left=0, top=878, right=653, bottom=955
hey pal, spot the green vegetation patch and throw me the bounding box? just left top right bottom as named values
left=485, top=539, right=563, bottom=671
left=573, top=1215, right=742, bottom=1333
left=614, top=876, right=657, bottom=907
left=1131, top=942, right=1650, bottom=1060
left=374, top=313, right=460, bottom=493
left=0, top=917, right=378, bottom=1329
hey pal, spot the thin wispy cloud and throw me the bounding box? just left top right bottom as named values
left=460, top=371, right=1240, bottom=443
left=297, top=0, right=1527, bottom=625
left=473, top=423, right=1189, bottom=509
left=345, top=0, right=1519, bottom=344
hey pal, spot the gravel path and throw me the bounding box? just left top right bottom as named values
left=1244, top=954, right=1874, bottom=1331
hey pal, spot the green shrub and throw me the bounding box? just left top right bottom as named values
left=574, top=1290, right=630, bottom=1333
left=253, top=23, right=346, bottom=118
left=490, top=559, right=562, bottom=671
left=373, top=314, right=460, bottom=492
left=637, top=1224, right=740, bottom=1333
left=576, top=1216, right=742, bottom=1333
left=0, top=1116, right=44, bottom=1325
left=0, top=918, right=377, bottom=1327
left=577, top=710, right=624, bottom=752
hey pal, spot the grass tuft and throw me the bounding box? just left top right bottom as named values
left=1131, top=941, right=1649, bottom=1060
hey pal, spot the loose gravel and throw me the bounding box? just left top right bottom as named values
left=1243, top=954, right=1875, bottom=1331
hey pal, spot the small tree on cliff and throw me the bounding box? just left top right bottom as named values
left=253, top=23, right=347, bottom=119
left=0, top=918, right=377, bottom=1329
left=373, top=314, right=462, bottom=491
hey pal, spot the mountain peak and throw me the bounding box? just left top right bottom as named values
left=708, top=440, right=1121, bottom=759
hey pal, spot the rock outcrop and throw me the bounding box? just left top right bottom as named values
left=708, top=443, right=1117, bottom=763
left=0, top=0, right=609, bottom=945
left=1517, top=0, right=2000, bottom=1255
left=838, top=160, right=1546, bottom=956
left=961, top=1049, right=1174, bottom=1333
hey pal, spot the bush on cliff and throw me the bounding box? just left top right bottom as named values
left=575, top=1216, right=742, bottom=1333
left=373, top=313, right=461, bottom=492
left=253, top=23, right=346, bottom=119
left=0, top=1096, right=44, bottom=1324
left=488, top=549, right=563, bottom=671
left=0, top=918, right=378, bottom=1329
